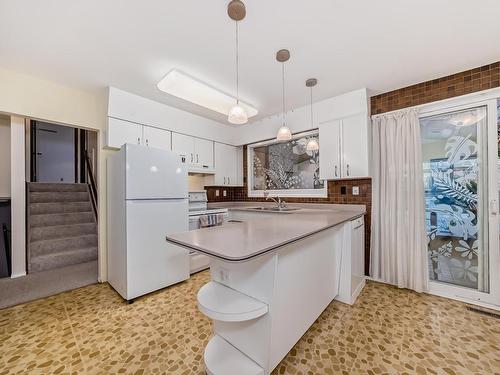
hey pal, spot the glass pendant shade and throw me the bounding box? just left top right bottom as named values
left=228, top=104, right=248, bottom=124
left=306, top=138, right=319, bottom=151
left=276, top=125, right=292, bottom=141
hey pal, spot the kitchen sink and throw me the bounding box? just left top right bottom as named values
left=246, top=207, right=301, bottom=213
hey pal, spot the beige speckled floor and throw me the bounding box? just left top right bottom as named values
left=1, top=271, right=499, bottom=375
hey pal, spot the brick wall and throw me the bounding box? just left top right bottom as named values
left=206, top=60, right=500, bottom=276
left=371, top=62, right=500, bottom=114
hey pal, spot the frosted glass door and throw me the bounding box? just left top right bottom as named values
left=421, top=106, right=489, bottom=291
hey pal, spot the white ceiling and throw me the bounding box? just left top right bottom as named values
left=1, top=0, right=499, bottom=125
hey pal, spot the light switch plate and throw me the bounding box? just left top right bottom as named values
left=223, top=190, right=227, bottom=197
left=215, top=189, right=220, bottom=197
left=352, top=186, right=360, bottom=195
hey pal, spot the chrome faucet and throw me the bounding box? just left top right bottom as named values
left=263, top=191, right=287, bottom=209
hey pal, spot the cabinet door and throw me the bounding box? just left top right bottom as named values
left=236, top=146, right=244, bottom=186
left=214, top=143, right=237, bottom=185
left=143, top=126, right=171, bottom=151
left=319, top=119, right=341, bottom=180
left=342, top=113, right=370, bottom=178
left=172, top=133, right=195, bottom=164
left=194, top=138, right=214, bottom=169
left=107, top=117, right=142, bottom=149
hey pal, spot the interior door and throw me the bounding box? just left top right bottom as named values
left=420, top=100, right=500, bottom=308
left=35, top=122, right=75, bottom=183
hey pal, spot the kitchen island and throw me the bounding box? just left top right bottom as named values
left=166, top=205, right=365, bottom=375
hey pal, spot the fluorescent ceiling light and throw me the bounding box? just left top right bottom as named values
left=157, top=69, right=258, bottom=120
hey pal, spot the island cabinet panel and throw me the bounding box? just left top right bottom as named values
left=206, top=224, right=345, bottom=374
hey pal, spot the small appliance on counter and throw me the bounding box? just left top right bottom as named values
left=188, top=191, right=228, bottom=273
left=107, top=144, right=190, bottom=302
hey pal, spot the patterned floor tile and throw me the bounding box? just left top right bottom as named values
left=1, top=274, right=500, bottom=374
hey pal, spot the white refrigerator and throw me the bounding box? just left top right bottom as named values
left=107, top=143, right=189, bottom=301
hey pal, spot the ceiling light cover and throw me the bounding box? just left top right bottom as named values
left=277, top=125, right=292, bottom=142
left=228, top=104, right=248, bottom=124
left=157, top=69, right=257, bottom=119
left=306, top=138, right=319, bottom=151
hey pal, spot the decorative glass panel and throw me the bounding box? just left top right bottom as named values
left=421, top=106, right=489, bottom=291
left=248, top=131, right=326, bottom=197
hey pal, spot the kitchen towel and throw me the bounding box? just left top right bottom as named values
left=199, top=214, right=224, bottom=228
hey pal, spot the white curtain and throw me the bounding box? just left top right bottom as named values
left=370, top=108, right=428, bottom=292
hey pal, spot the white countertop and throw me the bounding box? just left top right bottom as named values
left=166, top=204, right=365, bottom=262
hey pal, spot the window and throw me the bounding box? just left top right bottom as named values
left=247, top=130, right=326, bottom=197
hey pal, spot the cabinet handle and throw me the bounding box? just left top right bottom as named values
left=224, top=177, right=226, bottom=185
left=146, top=139, right=149, bottom=146
left=190, top=153, right=193, bottom=163
left=228, top=176, right=230, bottom=184
left=137, top=137, right=140, bottom=145
left=347, top=164, right=350, bottom=176
left=196, top=154, right=199, bottom=163
left=334, top=165, right=338, bottom=177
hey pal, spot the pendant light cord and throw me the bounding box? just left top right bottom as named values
left=282, top=62, right=285, bottom=126
left=235, top=21, right=239, bottom=104
left=310, top=86, right=313, bottom=129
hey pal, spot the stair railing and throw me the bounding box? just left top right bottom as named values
left=84, top=150, right=98, bottom=221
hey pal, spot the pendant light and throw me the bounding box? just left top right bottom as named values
left=276, top=49, right=292, bottom=142
left=305, top=78, right=319, bottom=151
left=227, top=0, right=248, bottom=125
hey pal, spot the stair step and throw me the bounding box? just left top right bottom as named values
left=30, top=202, right=92, bottom=215
left=30, top=223, right=97, bottom=242
left=30, top=191, right=90, bottom=203
left=30, top=234, right=98, bottom=257
left=30, top=247, right=98, bottom=273
left=30, top=212, right=95, bottom=227
left=28, top=182, right=88, bottom=192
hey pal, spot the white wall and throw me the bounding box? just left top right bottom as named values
left=108, top=87, right=239, bottom=145
left=0, top=115, right=10, bottom=197
left=236, top=88, right=370, bottom=145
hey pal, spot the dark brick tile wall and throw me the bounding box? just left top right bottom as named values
left=371, top=62, right=500, bottom=114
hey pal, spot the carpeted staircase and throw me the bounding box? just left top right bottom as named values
left=27, top=182, right=98, bottom=273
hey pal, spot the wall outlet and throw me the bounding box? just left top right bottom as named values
left=223, top=190, right=227, bottom=197
left=215, top=189, right=220, bottom=197
left=352, top=186, right=360, bottom=195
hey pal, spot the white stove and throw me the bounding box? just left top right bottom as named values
left=188, top=191, right=228, bottom=273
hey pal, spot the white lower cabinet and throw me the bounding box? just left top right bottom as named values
left=213, top=143, right=242, bottom=186
left=319, top=112, right=370, bottom=180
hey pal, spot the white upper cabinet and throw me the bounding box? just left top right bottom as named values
left=143, top=126, right=171, bottom=151
left=213, top=143, right=240, bottom=186
left=172, top=133, right=214, bottom=171
left=107, top=117, right=172, bottom=151
left=319, top=119, right=342, bottom=180
left=172, top=132, right=195, bottom=164
left=107, top=117, right=142, bottom=148
left=341, top=113, right=370, bottom=178
left=319, top=113, right=370, bottom=180
left=195, top=138, right=214, bottom=169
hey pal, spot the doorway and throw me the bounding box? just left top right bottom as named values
left=420, top=98, right=500, bottom=308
